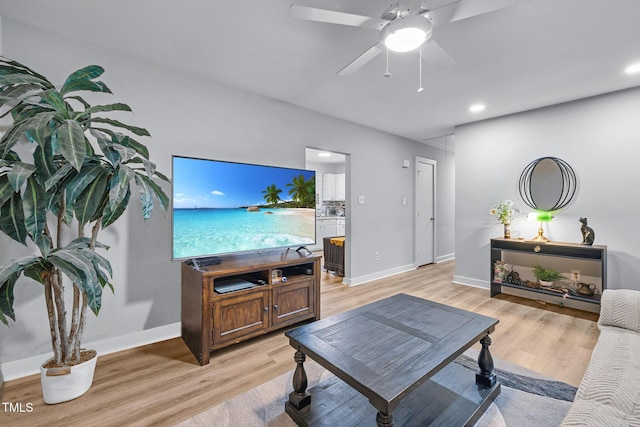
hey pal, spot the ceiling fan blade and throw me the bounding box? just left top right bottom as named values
left=422, top=1, right=460, bottom=26
left=420, top=39, right=455, bottom=70
left=448, top=0, right=529, bottom=23
left=290, top=5, right=388, bottom=30
left=337, top=43, right=385, bottom=76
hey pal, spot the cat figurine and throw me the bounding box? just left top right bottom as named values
left=580, top=217, right=595, bottom=245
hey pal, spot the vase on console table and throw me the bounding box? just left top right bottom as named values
left=503, top=223, right=511, bottom=239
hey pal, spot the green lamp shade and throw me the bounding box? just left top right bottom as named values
left=528, top=211, right=554, bottom=222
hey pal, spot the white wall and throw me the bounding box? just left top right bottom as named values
left=0, top=19, right=455, bottom=366
left=454, top=87, right=640, bottom=291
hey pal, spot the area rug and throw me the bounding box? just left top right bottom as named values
left=176, top=352, right=576, bottom=427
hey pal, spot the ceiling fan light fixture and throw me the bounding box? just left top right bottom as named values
left=381, top=16, right=432, bottom=53
left=624, top=62, right=640, bottom=74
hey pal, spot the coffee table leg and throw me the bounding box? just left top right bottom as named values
left=288, top=348, right=311, bottom=410
left=376, top=410, right=393, bottom=427
left=476, top=333, right=497, bottom=387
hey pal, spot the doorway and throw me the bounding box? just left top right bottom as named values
left=305, top=147, right=350, bottom=280
left=415, top=157, right=436, bottom=267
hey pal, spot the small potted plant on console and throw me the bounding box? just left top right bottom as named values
left=532, top=265, right=566, bottom=288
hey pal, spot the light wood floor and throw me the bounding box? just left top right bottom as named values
left=0, top=261, right=599, bottom=426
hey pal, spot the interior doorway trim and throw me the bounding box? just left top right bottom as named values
left=305, top=147, right=351, bottom=283
left=414, top=156, right=436, bottom=268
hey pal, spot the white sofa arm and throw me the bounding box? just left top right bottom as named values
left=598, top=289, right=640, bottom=333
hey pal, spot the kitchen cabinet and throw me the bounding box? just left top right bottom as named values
left=322, top=173, right=345, bottom=201
left=310, top=217, right=345, bottom=251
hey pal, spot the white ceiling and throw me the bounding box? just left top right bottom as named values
left=1, top=0, right=640, bottom=144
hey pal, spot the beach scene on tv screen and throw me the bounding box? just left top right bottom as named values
left=173, top=157, right=316, bottom=259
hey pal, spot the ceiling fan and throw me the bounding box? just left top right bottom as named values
left=290, top=0, right=528, bottom=75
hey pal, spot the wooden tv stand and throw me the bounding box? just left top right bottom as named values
left=181, top=250, right=321, bottom=365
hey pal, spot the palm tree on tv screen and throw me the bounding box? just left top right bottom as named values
left=287, top=175, right=314, bottom=208
left=262, top=184, right=282, bottom=207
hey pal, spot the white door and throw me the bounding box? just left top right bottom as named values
left=416, top=158, right=435, bottom=266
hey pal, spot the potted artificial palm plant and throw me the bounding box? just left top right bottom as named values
left=0, top=56, right=169, bottom=403
left=532, top=265, right=566, bottom=287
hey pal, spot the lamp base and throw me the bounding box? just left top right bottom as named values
left=530, top=234, right=549, bottom=243
left=530, top=225, right=549, bottom=243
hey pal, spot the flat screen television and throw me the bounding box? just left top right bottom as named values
left=172, top=156, right=316, bottom=260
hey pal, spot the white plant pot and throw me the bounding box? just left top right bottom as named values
left=539, top=280, right=554, bottom=287
left=40, top=349, right=97, bottom=404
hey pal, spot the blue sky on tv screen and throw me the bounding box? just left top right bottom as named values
left=172, top=157, right=315, bottom=209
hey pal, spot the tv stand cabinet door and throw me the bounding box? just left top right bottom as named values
left=212, top=289, right=270, bottom=347
left=271, top=279, right=315, bottom=328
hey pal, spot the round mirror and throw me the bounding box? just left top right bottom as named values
left=519, top=157, right=576, bottom=211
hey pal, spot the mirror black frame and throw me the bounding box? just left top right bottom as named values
left=519, top=157, right=577, bottom=211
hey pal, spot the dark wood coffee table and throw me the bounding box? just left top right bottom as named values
left=284, top=293, right=500, bottom=426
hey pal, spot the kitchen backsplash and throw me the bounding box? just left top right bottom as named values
left=320, top=200, right=345, bottom=217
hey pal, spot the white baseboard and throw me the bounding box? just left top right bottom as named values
left=1, top=322, right=181, bottom=381
left=344, top=264, right=416, bottom=287
left=436, top=253, right=455, bottom=263
left=453, top=275, right=489, bottom=289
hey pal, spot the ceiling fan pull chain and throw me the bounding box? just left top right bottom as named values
left=418, top=46, right=424, bottom=92
left=384, top=46, right=392, bottom=78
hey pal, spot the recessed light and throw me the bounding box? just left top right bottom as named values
left=624, top=62, right=640, bottom=74
left=469, top=104, right=486, bottom=113
left=318, top=152, right=331, bottom=157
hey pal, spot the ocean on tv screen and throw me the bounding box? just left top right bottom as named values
left=173, top=207, right=315, bottom=259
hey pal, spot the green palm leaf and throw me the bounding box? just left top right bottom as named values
left=0, top=118, right=30, bottom=157
left=102, top=187, right=130, bottom=228
left=23, top=176, right=47, bottom=238
left=0, top=175, right=15, bottom=207
left=39, top=90, right=68, bottom=117
left=60, top=79, right=111, bottom=95
left=0, top=73, right=51, bottom=89
left=33, top=141, right=57, bottom=182
left=23, top=111, right=57, bottom=147
left=44, top=163, right=75, bottom=192
left=0, top=56, right=53, bottom=87
left=91, top=128, right=149, bottom=159
left=33, top=234, right=53, bottom=258
left=0, top=83, right=42, bottom=108
left=91, top=129, right=121, bottom=165
left=63, top=65, right=104, bottom=83
left=80, top=103, right=132, bottom=117
left=0, top=274, right=18, bottom=324
left=65, top=237, right=110, bottom=253
left=74, top=169, right=109, bottom=226
left=90, top=118, right=150, bottom=137
left=0, top=193, right=27, bottom=244
left=65, top=164, right=104, bottom=207
left=55, top=120, right=86, bottom=171
left=108, top=167, right=132, bottom=210
left=7, top=162, right=35, bottom=192
left=50, top=248, right=102, bottom=315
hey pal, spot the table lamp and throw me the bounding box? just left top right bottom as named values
left=528, top=211, right=554, bottom=242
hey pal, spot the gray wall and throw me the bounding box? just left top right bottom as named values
left=454, top=87, right=640, bottom=291
left=0, top=19, right=455, bottom=364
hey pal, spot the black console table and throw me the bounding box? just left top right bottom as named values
left=490, top=238, right=607, bottom=306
